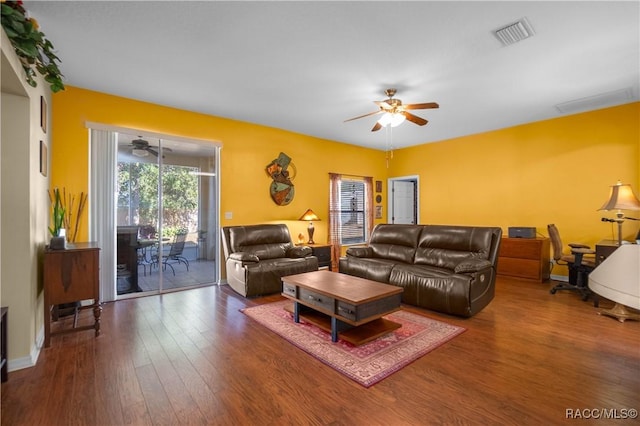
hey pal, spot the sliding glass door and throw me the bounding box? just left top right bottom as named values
left=116, top=133, right=217, bottom=296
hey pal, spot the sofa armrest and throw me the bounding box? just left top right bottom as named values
left=454, top=259, right=493, bottom=274
left=287, top=246, right=312, bottom=258
left=229, top=252, right=260, bottom=263
left=346, top=247, right=373, bottom=258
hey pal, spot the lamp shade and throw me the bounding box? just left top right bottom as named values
left=298, top=209, right=320, bottom=221
left=588, top=244, right=640, bottom=323
left=598, top=181, right=640, bottom=211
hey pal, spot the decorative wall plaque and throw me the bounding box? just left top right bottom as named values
left=265, top=152, right=296, bottom=205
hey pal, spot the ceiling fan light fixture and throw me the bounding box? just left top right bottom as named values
left=132, top=148, right=149, bottom=158
left=378, top=112, right=406, bottom=128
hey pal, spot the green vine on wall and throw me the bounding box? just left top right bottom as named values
left=1, top=0, right=64, bottom=92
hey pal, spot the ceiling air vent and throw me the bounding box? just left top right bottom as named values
left=494, top=18, right=535, bottom=46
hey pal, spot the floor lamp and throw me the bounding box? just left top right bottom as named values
left=598, top=181, right=640, bottom=245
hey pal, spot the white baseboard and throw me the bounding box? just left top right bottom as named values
left=8, top=325, right=43, bottom=372
left=550, top=274, right=569, bottom=282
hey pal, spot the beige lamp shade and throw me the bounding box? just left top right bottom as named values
left=298, top=209, right=320, bottom=244
left=598, top=181, right=640, bottom=212
left=588, top=244, right=640, bottom=322
left=598, top=181, right=640, bottom=245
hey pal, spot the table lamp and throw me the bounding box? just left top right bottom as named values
left=298, top=209, right=320, bottom=244
left=588, top=244, right=640, bottom=322
left=598, top=181, right=640, bottom=245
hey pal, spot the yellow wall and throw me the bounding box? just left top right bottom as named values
left=52, top=88, right=639, bottom=281
left=51, top=86, right=389, bottom=245
left=389, top=102, right=640, bottom=253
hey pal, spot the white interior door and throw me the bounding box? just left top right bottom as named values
left=389, top=178, right=418, bottom=224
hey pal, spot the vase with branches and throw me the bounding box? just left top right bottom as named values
left=48, top=187, right=88, bottom=248
left=48, top=187, right=65, bottom=249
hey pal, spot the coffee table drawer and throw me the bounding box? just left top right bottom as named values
left=337, top=293, right=402, bottom=321
left=282, top=283, right=297, bottom=298
left=299, top=288, right=334, bottom=312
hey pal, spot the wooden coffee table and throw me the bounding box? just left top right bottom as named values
left=281, top=270, right=403, bottom=345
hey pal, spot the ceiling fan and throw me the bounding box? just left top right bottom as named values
left=345, top=89, right=439, bottom=132
left=129, top=137, right=172, bottom=158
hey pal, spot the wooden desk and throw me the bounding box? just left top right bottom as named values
left=497, top=237, right=550, bottom=282
left=44, top=242, right=101, bottom=347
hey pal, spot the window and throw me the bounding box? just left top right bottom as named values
left=329, top=175, right=373, bottom=245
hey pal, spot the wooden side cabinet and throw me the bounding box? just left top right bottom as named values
left=595, top=240, right=618, bottom=265
left=308, top=244, right=332, bottom=270
left=44, top=242, right=101, bottom=347
left=497, top=237, right=550, bottom=282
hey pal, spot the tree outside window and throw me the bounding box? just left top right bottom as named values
left=117, top=162, right=199, bottom=238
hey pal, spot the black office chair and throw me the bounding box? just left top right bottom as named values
left=155, top=229, right=190, bottom=276
left=547, top=224, right=596, bottom=301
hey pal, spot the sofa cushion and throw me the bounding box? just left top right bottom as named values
left=228, top=224, right=294, bottom=260
left=368, top=224, right=423, bottom=263
left=389, top=264, right=474, bottom=316
left=414, top=225, right=494, bottom=270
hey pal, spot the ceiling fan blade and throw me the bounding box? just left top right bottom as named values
left=371, top=122, right=383, bottom=132
left=404, top=102, right=439, bottom=110
left=147, top=148, right=159, bottom=157
left=374, top=100, right=394, bottom=110
left=403, top=112, right=428, bottom=126
left=344, top=110, right=382, bottom=122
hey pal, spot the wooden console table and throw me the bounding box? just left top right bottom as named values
left=44, top=242, right=101, bottom=347
left=497, top=237, right=550, bottom=282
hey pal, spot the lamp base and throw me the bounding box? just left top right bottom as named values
left=597, top=303, right=640, bottom=323
left=307, top=222, right=315, bottom=245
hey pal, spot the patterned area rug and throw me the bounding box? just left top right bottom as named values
left=241, top=300, right=466, bottom=387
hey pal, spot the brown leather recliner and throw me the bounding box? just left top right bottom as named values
left=221, top=224, right=318, bottom=297
left=339, top=224, right=502, bottom=317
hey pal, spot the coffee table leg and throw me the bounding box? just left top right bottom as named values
left=331, top=317, right=338, bottom=342
left=293, top=301, right=300, bottom=323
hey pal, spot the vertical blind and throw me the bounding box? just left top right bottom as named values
left=329, top=174, right=372, bottom=246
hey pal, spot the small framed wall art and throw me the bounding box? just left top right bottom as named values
left=39, top=141, right=48, bottom=177
left=375, top=180, right=382, bottom=193
left=375, top=205, right=383, bottom=219
left=40, top=96, right=47, bottom=133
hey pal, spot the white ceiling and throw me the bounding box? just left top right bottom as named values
left=27, top=1, right=639, bottom=150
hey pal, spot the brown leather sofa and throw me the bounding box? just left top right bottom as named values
left=221, top=224, right=318, bottom=297
left=339, top=224, right=502, bottom=317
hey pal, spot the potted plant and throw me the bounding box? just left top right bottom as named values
left=1, top=1, right=64, bottom=92
left=48, top=187, right=66, bottom=249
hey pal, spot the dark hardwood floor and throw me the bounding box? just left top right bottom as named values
left=2, top=277, right=638, bottom=425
